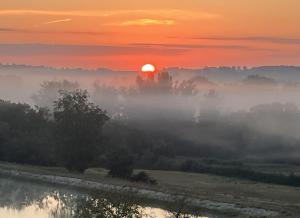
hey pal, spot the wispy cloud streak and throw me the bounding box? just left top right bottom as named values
left=0, top=27, right=16, bottom=32
left=0, top=28, right=107, bottom=36
left=132, top=43, right=278, bottom=52
left=133, top=43, right=246, bottom=49
left=0, top=9, right=219, bottom=20
left=44, top=18, right=71, bottom=25
left=108, top=19, right=175, bottom=26
left=0, top=44, right=188, bottom=56
left=190, top=36, right=300, bottom=45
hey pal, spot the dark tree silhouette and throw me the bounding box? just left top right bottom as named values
left=54, top=90, right=109, bottom=172
left=136, top=71, right=173, bottom=94
left=0, top=100, right=53, bottom=165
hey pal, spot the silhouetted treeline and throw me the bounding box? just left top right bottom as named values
left=181, top=160, right=300, bottom=187
left=0, top=100, right=54, bottom=165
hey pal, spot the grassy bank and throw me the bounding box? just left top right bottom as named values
left=0, top=162, right=300, bottom=217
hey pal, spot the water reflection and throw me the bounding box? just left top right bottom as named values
left=0, top=178, right=208, bottom=218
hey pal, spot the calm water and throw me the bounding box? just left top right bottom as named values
left=0, top=177, right=211, bottom=218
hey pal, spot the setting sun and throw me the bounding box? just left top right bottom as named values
left=141, top=64, right=156, bottom=73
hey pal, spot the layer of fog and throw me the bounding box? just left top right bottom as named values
left=2, top=64, right=300, bottom=160
left=2, top=65, right=300, bottom=111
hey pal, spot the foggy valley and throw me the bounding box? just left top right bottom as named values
left=2, top=0, right=300, bottom=217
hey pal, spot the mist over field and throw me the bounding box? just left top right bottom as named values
left=1, top=63, right=300, bottom=163
left=2, top=64, right=300, bottom=108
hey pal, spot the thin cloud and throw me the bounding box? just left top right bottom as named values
left=0, top=27, right=107, bottom=36
left=0, top=44, right=188, bottom=57
left=132, top=43, right=278, bottom=52
left=132, top=43, right=249, bottom=50
left=189, top=36, right=300, bottom=45
left=102, top=9, right=219, bottom=20
left=0, top=9, right=219, bottom=20
left=107, top=19, right=175, bottom=26
left=0, top=10, right=92, bottom=16
left=0, top=27, right=16, bottom=32
left=44, top=18, right=71, bottom=25
left=61, top=31, right=107, bottom=36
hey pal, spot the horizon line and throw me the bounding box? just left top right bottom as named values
left=1, top=62, right=300, bottom=72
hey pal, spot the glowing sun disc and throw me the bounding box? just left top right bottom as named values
left=141, top=64, right=155, bottom=72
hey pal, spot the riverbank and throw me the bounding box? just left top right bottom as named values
left=0, top=162, right=299, bottom=217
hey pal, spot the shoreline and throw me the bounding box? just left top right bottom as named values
left=0, top=167, right=277, bottom=217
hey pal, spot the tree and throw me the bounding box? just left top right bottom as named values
left=0, top=100, right=54, bottom=165
left=54, top=90, right=109, bottom=172
left=136, top=71, right=173, bottom=94
left=92, top=83, right=125, bottom=116
left=174, top=79, right=198, bottom=96
left=32, top=80, right=79, bottom=110
left=156, top=71, right=173, bottom=94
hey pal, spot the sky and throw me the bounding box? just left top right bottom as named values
left=0, top=0, right=300, bottom=70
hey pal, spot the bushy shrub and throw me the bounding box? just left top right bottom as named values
left=130, top=171, right=157, bottom=185
left=107, top=149, right=134, bottom=179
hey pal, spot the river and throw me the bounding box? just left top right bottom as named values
left=0, top=177, right=212, bottom=218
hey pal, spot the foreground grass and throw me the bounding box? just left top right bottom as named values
left=1, top=162, right=300, bottom=217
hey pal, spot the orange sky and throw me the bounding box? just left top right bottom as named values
left=0, top=0, right=300, bottom=70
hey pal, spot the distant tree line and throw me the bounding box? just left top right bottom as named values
left=181, top=160, right=300, bottom=187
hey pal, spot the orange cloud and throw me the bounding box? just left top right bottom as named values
left=108, top=19, right=175, bottom=26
